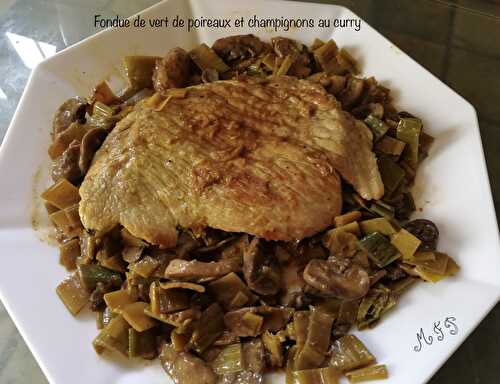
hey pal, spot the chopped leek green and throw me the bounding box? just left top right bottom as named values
left=262, top=52, right=278, bottom=70
left=375, top=136, right=406, bottom=156
left=397, top=117, right=422, bottom=168
left=262, top=331, right=284, bottom=367
left=93, top=314, right=130, bottom=357
left=150, top=282, right=190, bottom=314
left=59, top=238, right=80, bottom=271
left=92, top=101, right=115, bottom=119
left=189, top=303, right=224, bottom=353
left=100, top=255, right=126, bottom=273
left=310, top=38, right=325, bottom=51
left=293, top=311, right=310, bottom=350
left=123, top=55, right=159, bottom=91
left=189, top=43, right=229, bottom=72
left=78, top=264, right=122, bottom=292
left=241, top=312, right=264, bottom=336
left=404, top=251, right=448, bottom=274
left=41, top=179, right=80, bottom=209
left=369, top=200, right=395, bottom=220
left=334, top=211, right=362, bottom=227
left=79, top=232, right=97, bottom=265
left=128, top=327, right=157, bottom=359
left=336, top=300, right=359, bottom=328
left=49, top=210, right=78, bottom=238
left=359, top=232, right=400, bottom=268
left=211, top=343, right=243, bottom=375
left=91, top=81, right=118, bottom=105
left=104, top=289, right=136, bottom=313
left=276, top=54, right=296, bottom=76
left=378, top=157, right=406, bottom=197
left=345, top=364, right=388, bottom=382
left=292, top=366, right=341, bottom=384
left=329, top=335, right=375, bottom=372
left=337, top=48, right=358, bottom=74
left=208, top=272, right=254, bottom=310
left=314, top=40, right=341, bottom=74
left=130, top=255, right=160, bottom=278
left=414, top=254, right=459, bottom=282
left=364, top=115, right=389, bottom=142
left=325, top=221, right=361, bottom=238
left=359, top=218, right=396, bottom=236
left=102, top=306, right=117, bottom=328
left=286, top=346, right=298, bottom=384
left=294, top=308, right=334, bottom=370
left=56, top=273, right=90, bottom=316
left=390, top=229, right=421, bottom=260
left=122, top=302, right=157, bottom=332
left=357, top=285, right=395, bottom=329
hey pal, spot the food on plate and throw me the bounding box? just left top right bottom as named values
left=42, top=34, right=459, bottom=383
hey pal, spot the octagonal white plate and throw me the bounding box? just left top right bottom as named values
left=1, top=0, right=499, bottom=383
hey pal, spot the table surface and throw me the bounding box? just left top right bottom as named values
left=0, top=0, right=499, bottom=383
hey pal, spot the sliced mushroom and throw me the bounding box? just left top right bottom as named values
left=153, top=47, right=192, bottom=94
left=176, top=231, right=203, bottom=258
left=303, top=259, right=370, bottom=300
left=51, top=139, right=82, bottom=183
left=196, top=236, right=235, bottom=254
left=160, top=281, right=206, bottom=293
left=322, top=230, right=359, bottom=259
left=271, top=37, right=312, bottom=77
left=212, top=34, right=264, bottom=62
left=52, top=96, right=87, bottom=136
left=339, top=76, right=365, bottom=109
left=279, top=260, right=309, bottom=308
left=79, top=128, right=107, bottom=174
left=160, top=343, right=217, bottom=384
left=243, top=338, right=266, bottom=375
left=164, top=259, right=239, bottom=282
left=243, top=238, right=281, bottom=296
left=201, top=68, right=219, bottom=83
left=224, top=306, right=293, bottom=337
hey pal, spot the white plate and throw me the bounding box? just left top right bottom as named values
left=0, top=0, right=499, bottom=383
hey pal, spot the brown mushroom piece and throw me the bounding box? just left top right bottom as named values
left=201, top=68, right=219, bottom=83
left=303, top=259, right=370, bottom=300
left=164, top=259, right=240, bottom=282
left=51, top=140, right=82, bottom=183
left=339, top=76, right=365, bottom=109
left=279, top=260, right=309, bottom=308
left=152, top=47, right=192, bottom=94
left=272, top=36, right=303, bottom=58
left=212, top=34, right=264, bottom=61
left=224, top=306, right=293, bottom=337
left=271, top=37, right=312, bottom=77
left=322, top=230, right=359, bottom=259
left=243, top=238, right=281, bottom=296
left=52, top=96, right=87, bottom=136
left=79, top=128, right=108, bottom=174
left=160, top=343, right=217, bottom=384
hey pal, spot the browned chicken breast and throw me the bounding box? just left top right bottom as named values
left=79, top=76, right=383, bottom=247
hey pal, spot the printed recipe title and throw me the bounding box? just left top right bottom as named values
left=94, top=15, right=362, bottom=32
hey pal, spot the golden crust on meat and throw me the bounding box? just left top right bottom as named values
left=79, top=76, right=382, bottom=247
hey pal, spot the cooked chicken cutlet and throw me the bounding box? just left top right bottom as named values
left=79, top=76, right=383, bottom=247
